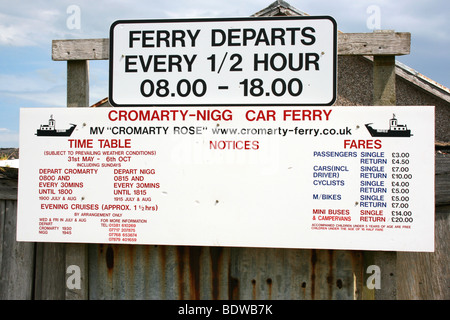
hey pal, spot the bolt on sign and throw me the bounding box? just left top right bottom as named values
left=17, top=106, right=434, bottom=251
left=109, top=16, right=337, bottom=106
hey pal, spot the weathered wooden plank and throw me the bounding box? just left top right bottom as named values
left=51, top=32, right=410, bottom=61
left=397, top=205, right=450, bottom=299
left=34, top=242, right=66, bottom=299
left=436, top=152, right=450, bottom=206
left=338, top=32, right=410, bottom=56
left=0, top=200, right=35, bottom=299
left=65, top=243, right=89, bottom=299
left=52, top=38, right=109, bottom=61
left=362, top=251, right=397, bottom=300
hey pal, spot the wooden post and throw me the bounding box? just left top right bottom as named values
left=67, top=60, right=89, bottom=108
left=362, top=31, right=398, bottom=300
left=373, top=55, right=396, bottom=105
left=32, top=60, right=90, bottom=300
left=65, top=60, right=90, bottom=300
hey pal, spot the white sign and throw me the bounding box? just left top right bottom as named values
left=109, top=17, right=337, bottom=106
left=18, top=106, right=434, bottom=252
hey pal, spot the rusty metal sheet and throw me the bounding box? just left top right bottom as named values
left=88, top=244, right=363, bottom=300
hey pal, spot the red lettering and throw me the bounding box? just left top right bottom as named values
left=374, top=139, right=382, bottom=149
left=344, top=139, right=382, bottom=149
left=98, top=139, right=131, bottom=148
left=209, top=140, right=259, bottom=150
left=108, top=110, right=117, bottom=121
left=68, top=139, right=93, bottom=148
left=283, top=109, right=332, bottom=121
left=245, top=110, right=276, bottom=121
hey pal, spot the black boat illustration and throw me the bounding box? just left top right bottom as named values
left=36, top=115, right=76, bottom=137
left=365, top=114, right=412, bottom=137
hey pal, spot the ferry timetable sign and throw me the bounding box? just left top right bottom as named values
left=17, top=106, right=435, bottom=252
left=109, top=16, right=337, bottom=107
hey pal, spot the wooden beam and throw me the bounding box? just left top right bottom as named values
left=51, top=32, right=411, bottom=61
left=52, top=38, right=109, bottom=61
left=338, top=32, right=410, bottom=56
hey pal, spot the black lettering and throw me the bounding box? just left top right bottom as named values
left=301, top=27, right=316, bottom=45
left=154, top=55, right=166, bottom=72
left=211, top=29, right=226, bottom=46
left=286, top=27, right=301, bottom=45
left=183, top=55, right=196, bottom=72
left=156, top=30, right=170, bottom=47
left=129, top=31, right=140, bottom=48
left=142, top=30, right=155, bottom=47
left=139, top=55, right=153, bottom=72
left=306, top=53, right=320, bottom=70
left=270, top=53, right=286, bottom=71
left=255, top=29, right=270, bottom=46
left=242, top=28, right=256, bottom=46
left=271, top=28, right=286, bottom=45
left=289, top=53, right=303, bottom=71
left=172, top=30, right=186, bottom=47
left=125, top=55, right=137, bottom=72
left=228, top=29, right=240, bottom=46
left=254, top=53, right=268, bottom=71
left=208, top=27, right=316, bottom=47
left=187, top=29, right=201, bottom=47
left=168, top=55, right=182, bottom=72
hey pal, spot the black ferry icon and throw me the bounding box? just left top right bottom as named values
left=36, top=115, right=76, bottom=137
left=365, top=114, right=412, bottom=137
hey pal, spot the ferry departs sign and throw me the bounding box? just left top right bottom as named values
left=109, top=17, right=337, bottom=106
left=17, top=106, right=435, bottom=252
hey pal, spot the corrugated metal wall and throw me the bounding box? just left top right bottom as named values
left=88, top=244, right=363, bottom=300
